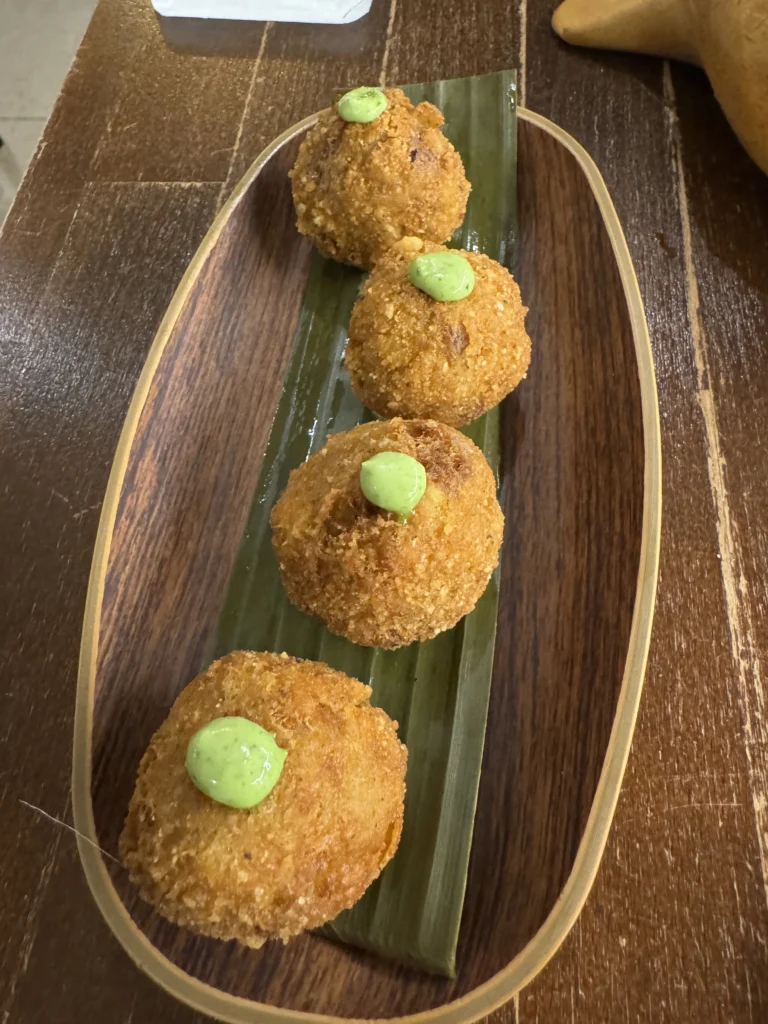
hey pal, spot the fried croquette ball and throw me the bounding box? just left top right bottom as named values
left=346, top=238, right=531, bottom=427
left=289, top=88, right=470, bottom=269
left=270, top=419, right=504, bottom=649
left=120, top=651, right=407, bottom=948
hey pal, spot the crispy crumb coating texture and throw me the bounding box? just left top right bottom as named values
left=289, top=88, right=470, bottom=269
left=270, top=419, right=504, bottom=648
left=120, top=651, right=407, bottom=948
left=346, top=238, right=531, bottom=427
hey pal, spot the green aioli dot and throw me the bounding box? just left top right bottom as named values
left=408, top=251, right=475, bottom=302
left=186, top=717, right=287, bottom=810
left=338, top=86, right=388, bottom=123
left=360, top=451, right=427, bottom=518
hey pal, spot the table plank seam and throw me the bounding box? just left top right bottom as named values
left=664, top=60, right=768, bottom=911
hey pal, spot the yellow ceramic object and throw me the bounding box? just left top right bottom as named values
left=552, top=0, right=768, bottom=175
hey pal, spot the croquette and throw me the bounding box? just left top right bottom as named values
left=346, top=237, right=531, bottom=427
left=270, top=418, right=504, bottom=649
left=289, top=88, right=470, bottom=269
left=120, top=651, right=407, bottom=948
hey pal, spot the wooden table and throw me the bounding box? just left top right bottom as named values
left=2, top=0, right=767, bottom=1021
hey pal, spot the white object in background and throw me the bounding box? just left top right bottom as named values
left=151, top=0, right=371, bottom=22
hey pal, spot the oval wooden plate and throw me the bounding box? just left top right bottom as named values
left=74, top=108, right=661, bottom=1023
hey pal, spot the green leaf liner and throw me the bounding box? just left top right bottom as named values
left=209, top=70, right=517, bottom=978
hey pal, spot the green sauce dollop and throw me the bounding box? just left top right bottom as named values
left=338, top=86, right=388, bottom=123
left=186, top=716, right=286, bottom=809
left=360, top=451, right=427, bottom=518
left=408, top=251, right=475, bottom=302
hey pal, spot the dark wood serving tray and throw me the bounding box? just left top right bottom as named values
left=74, top=108, right=661, bottom=1023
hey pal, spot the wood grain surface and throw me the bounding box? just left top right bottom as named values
left=0, top=0, right=766, bottom=1022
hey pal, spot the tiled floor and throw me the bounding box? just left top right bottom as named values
left=0, top=0, right=97, bottom=224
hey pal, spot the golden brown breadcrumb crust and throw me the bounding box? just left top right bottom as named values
left=289, top=88, right=470, bottom=269
left=346, top=238, right=531, bottom=427
left=120, top=651, right=406, bottom=948
left=270, top=419, right=504, bottom=648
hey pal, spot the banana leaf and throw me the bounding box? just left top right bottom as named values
left=209, top=69, right=517, bottom=978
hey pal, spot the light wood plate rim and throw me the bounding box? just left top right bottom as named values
left=72, top=106, right=662, bottom=1024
